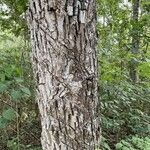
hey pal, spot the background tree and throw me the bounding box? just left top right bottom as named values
left=130, top=0, right=140, bottom=83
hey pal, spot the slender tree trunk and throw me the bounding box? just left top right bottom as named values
left=130, top=0, right=140, bottom=83
left=27, top=0, right=100, bottom=149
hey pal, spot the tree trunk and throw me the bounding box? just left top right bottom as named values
left=27, top=0, right=100, bottom=149
left=130, top=0, right=140, bottom=83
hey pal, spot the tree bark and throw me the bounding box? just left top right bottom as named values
left=27, top=0, right=100, bottom=149
left=130, top=0, right=140, bottom=83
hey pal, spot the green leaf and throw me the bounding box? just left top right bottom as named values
left=14, top=77, right=24, bottom=83
left=2, top=108, right=16, bottom=121
left=103, top=142, right=111, bottom=150
left=7, top=138, right=18, bottom=149
left=20, top=87, right=31, bottom=96
left=11, top=90, right=22, bottom=102
left=116, top=143, right=123, bottom=149
left=0, top=83, right=8, bottom=93
left=0, top=73, right=5, bottom=82
left=148, top=124, right=150, bottom=133
left=0, top=116, right=8, bottom=128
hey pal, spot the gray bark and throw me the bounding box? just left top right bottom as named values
left=27, top=0, right=100, bottom=149
left=130, top=0, right=140, bottom=83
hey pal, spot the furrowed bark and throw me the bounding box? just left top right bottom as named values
left=27, top=0, right=100, bottom=149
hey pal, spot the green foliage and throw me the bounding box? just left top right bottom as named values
left=11, top=90, right=23, bottom=102
left=0, top=116, right=8, bottom=128
left=97, top=0, right=150, bottom=149
left=100, top=81, right=150, bottom=135
left=6, top=137, right=42, bottom=150
left=0, top=83, right=8, bottom=93
left=0, top=0, right=28, bottom=36
left=100, top=137, right=111, bottom=150
left=116, top=136, right=150, bottom=150
left=138, top=62, right=150, bottom=78
left=2, top=108, right=16, bottom=121
left=11, top=87, right=31, bottom=102
left=7, top=138, right=21, bottom=150
left=20, top=87, right=31, bottom=97
left=0, top=31, right=41, bottom=149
